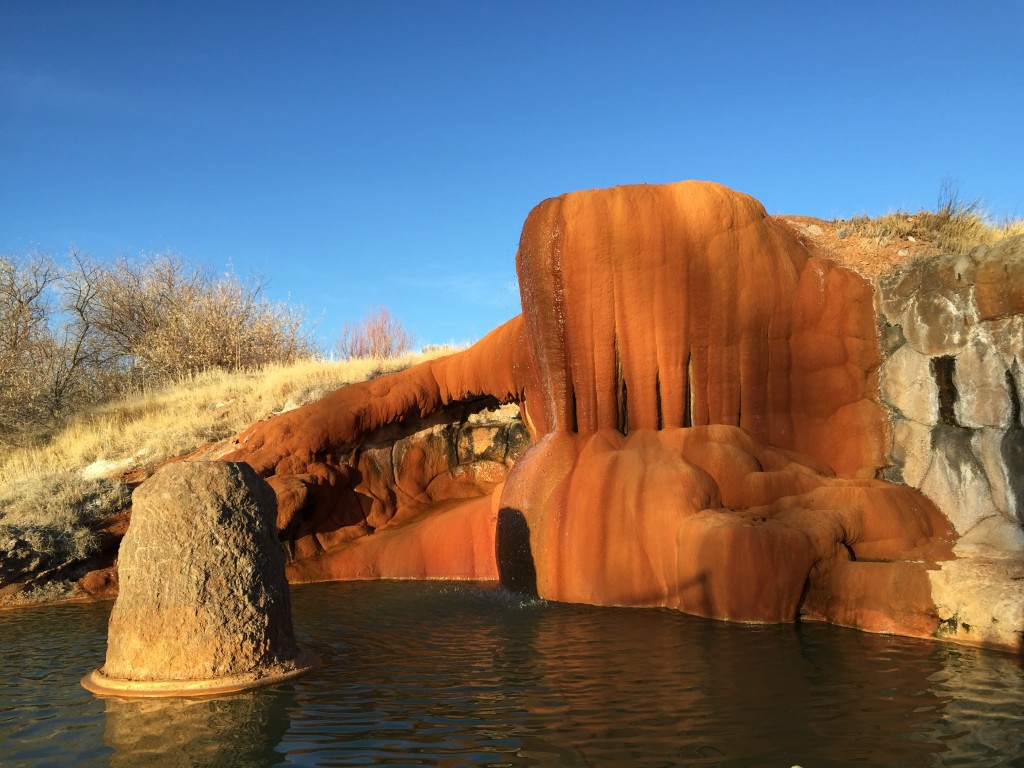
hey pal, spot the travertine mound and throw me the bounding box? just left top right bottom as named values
left=220, top=180, right=1021, bottom=650
left=500, top=426, right=949, bottom=628
left=84, top=461, right=316, bottom=695
left=497, top=182, right=953, bottom=634
left=512, top=182, right=886, bottom=475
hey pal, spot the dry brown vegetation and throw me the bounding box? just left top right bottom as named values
left=1, top=248, right=446, bottom=595
left=834, top=184, right=1024, bottom=255
left=1, top=251, right=313, bottom=447
left=0, top=348, right=460, bottom=593
left=336, top=306, right=414, bottom=360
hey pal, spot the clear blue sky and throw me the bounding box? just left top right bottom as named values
left=2, top=2, right=1022, bottom=348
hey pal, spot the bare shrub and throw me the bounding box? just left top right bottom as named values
left=336, top=307, right=414, bottom=359
left=0, top=253, right=91, bottom=439
left=1, top=254, right=53, bottom=434
left=70, top=253, right=314, bottom=386
left=0, top=250, right=316, bottom=446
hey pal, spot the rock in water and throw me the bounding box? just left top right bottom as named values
left=82, top=461, right=317, bottom=697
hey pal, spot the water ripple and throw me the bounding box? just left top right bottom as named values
left=1, top=582, right=1023, bottom=766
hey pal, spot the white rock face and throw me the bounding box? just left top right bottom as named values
left=919, top=428, right=997, bottom=535
left=954, top=335, right=1011, bottom=428
left=974, top=428, right=1017, bottom=520
left=876, top=247, right=1024, bottom=554
left=903, top=291, right=973, bottom=357
left=879, top=344, right=938, bottom=425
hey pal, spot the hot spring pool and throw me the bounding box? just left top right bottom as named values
left=1, top=580, right=1022, bottom=766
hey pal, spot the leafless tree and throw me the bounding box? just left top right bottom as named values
left=336, top=307, right=414, bottom=359
left=1, top=250, right=315, bottom=444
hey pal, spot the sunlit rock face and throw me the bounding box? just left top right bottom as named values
left=497, top=182, right=954, bottom=633
left=89, top=461, right=314, bottom=694
left=874, top=236, right=1024, bottom=650
left=227, top=394, right=533, bottom=583
left=512, top=182, right=886, bottom=473
left=224, top=180, right=967, bottom=642
left=877, top=236, right=1024, bottom=547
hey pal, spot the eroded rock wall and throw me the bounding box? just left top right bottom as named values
left=877, top=235, right=1024, bottom=551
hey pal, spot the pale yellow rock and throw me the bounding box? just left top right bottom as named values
left=880, top=344, right=938, bottom=425
left=891, top=418, right=932, bottom=488
left=957, top=515, right=1024, bottom=553
left=973, top=428, right=1018, bottom=521
left=929, top=552, right=1024, bottom=651
left=903, top=291, right=974, bottom=357
left=986, top=315, right=1024, bottom=371
left=954, top=334, right=1011, bottom=428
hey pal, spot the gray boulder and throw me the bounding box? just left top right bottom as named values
left=85, top=461, right=315, bottom=694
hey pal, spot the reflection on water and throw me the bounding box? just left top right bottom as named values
left=102, top=691, right=292, bottom=768
left=1, top=582, right=1023, bottom=766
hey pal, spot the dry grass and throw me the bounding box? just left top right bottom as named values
left=835, top=191, right=1024, bottom=255
left=0, top=347, right=460, bottom=574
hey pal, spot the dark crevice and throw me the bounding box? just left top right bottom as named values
left=619, top=378, right=629, bottom=435
left=1007, top=367, right=1022, bottom=428
left=496, top=508, right=538, bottom=597
left=931, top=355, right=959, bottom=427
left=614, top=338, right=628, bottom=435
left=843, top=542, right=857, bottom=562
left=683, top=353, right=693, bottom=428
left=655, top=371, right=664, bottom=430
left=569, top=382, right=579, bottom=433
left=796, top=576, right=811, bottom=622
left=1002, top=367, right=1024, bottom=523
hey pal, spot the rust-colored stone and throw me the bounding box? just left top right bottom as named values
left=223, top=181, right=962, bottom=641
left=975, top=237, right=1024, bottom=320
left=497, top=182, right=954, bottom=634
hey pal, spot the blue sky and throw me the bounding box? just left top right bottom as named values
left=2, top=2, right=1022, bottom=348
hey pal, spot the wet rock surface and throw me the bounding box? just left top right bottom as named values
left=494, top=182, right=953, bottom=636
left=251, top=397, right=531, bottom=581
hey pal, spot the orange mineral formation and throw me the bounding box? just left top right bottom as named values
left=225, top=180, right=955, bottom=640
left=496, top=181, right=953, bottom=635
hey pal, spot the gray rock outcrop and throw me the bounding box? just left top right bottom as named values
left=876, top=235, right=1024, bottom=549
left=876, top=236, right=1024, bottom=651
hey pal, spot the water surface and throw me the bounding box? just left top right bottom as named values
left=1, top=581, right=1022, bottom=766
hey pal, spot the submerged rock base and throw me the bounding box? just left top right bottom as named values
left=82, top=462, right=318, bottom=697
